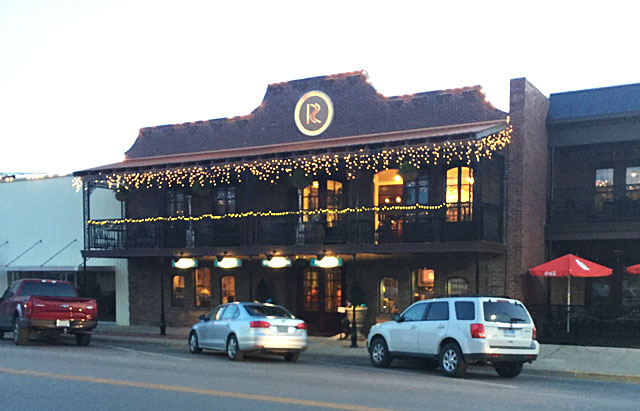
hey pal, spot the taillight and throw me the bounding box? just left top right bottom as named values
left=532, top=326, right=537, bottom=341
left=24, top=301, right=33, bottom=317
left=250, top=320, right=270, bottom=328
left=470, top=323, right=485, bottom=338
left=295, top=322, right=307, bottom=330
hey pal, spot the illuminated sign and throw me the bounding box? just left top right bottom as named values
left=294, top=90, right=333, bottom=136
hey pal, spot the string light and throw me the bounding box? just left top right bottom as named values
left=88, top=203, right=451, bottom=226
left=79, top=126, right=513, bottom=191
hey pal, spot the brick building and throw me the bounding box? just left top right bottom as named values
left=75, top=71, right=639, bottom=340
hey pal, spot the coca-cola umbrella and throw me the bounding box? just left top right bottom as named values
left=529, top=254, right=612, bottom=333
left=626, top=264, right=640, bottom=274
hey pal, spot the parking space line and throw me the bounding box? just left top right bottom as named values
left=94, top=343, right=191, bottom=362
left=0, top=367, right=399, bottom=411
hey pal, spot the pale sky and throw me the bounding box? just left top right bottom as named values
left=1, top=0, right=638, bottom=174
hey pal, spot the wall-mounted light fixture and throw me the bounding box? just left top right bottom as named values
left=262, top=256, right=292, bottom=268
left=310, top=256, right=343, bottom=268
left=172, top=258, right=198, bottom=269
left=214, top=257, right=242, bottom=269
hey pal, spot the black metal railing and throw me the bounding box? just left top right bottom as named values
left=87, top=202, right=502, bottom=250
left=549, top=185, right=640, bottom=224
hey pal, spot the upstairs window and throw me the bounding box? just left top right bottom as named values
left=215, top=186, right=236, bottom=215
left=595, top=168, right=614, bottom=209
left=446, top=167, right=473, bottom=222
left=405, top=175, right=429, bottom=205
left=167, top=191, right=188, bottom=216
left=626, top=166, right=640, bottom=200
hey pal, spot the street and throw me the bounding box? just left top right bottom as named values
left=1, top=335, right=639, bottom=411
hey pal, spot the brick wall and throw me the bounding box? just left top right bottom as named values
left=506, top=78, right=550, bottom=304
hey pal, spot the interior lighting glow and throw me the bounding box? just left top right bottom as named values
left=262, top=256, right=292, bottom=268
left=214, top=257, right=242, bottom=269
left=310, top=256, right=343, bottom=268
left=172, top=258, right=198, bottom=269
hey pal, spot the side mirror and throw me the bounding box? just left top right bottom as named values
left=393, top=314, right=402, bottom=322
left=199, top=315, right=207, bottom=321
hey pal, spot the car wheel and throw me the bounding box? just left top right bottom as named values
left=494, top=362, right=523, bottom=378
left=369, top=337, right=392, bottom=368
left=188, top=331, right=202, bottom=354
left=75, top=333, right=91, bottom=346
left=226, top=335, right=243, bottom=361
left=284, top=352, right=300, bottom=362
left=0, top=330, right=4, bottom=340
left=13, top=319, right=30, bottom=346
left=440, top=343, right=467, bottom=378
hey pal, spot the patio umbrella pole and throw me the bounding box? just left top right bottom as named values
left=567, top=275, right=571, bottom=334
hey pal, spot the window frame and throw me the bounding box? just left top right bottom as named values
left=171, top=274, right=185, bottom=307
left=379, top=277, right=399, bottom=314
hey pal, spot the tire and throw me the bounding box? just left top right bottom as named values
left=13, top=319, right=30, bottom=346
left=226, top=335, right=243, bottom=361
left=439, top=343, right=467, bottom=378
left=494, top=362, right=524, bottom=378
left=369, top=337, right=392, bottom=368
left=188, top=331, right=202, bottom=354
left=0, top=330, right=4, bottom=340
left=75, top=333, right=91, bottom=346
left=284, top=352, right=300, bottom=362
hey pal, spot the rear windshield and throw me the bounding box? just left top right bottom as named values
left=244, top=305, right=294, bottom=318
left=483, top=301, right=531, bottom=324
left=20, top=281, right=77, bottom=298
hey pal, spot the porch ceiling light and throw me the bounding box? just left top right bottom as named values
left=310, top=256, right=343, bottom=268
left=214, top=257, right=242, bottom=269
left=262, top=256, right=291, bottom=268
left=172, top=258, right=198, bottom=269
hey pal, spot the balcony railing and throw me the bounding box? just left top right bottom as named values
left=549, top=185, right=640, bottom=224
left=87, top=203, right=502, bottom=250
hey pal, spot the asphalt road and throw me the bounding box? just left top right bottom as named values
left=1, top=335, right=639, bottom=411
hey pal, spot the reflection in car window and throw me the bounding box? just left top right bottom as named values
left=483, top=301, right=531, bottom=323
left=425, top=302, right=449, bottom=321
left=208, top=306, right=225, bottom=320
left=402, top=303, right=427, bottom=322
left=455, top=301, right=475, bottom=320
left=245, top=305, right=294, bottom=318
left=221, top=305, right=238, bottom=320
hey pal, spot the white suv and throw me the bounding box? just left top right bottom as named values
left=367, top=297, right=539, bottom=378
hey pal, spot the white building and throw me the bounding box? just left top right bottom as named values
left=0, top=175, right=130, bottom=325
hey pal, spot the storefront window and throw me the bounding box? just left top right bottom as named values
left=194, top=268, right=211, bottom=308
left=221, top=275, right=236, bottom=303
left=412, top=268, right=435, bottom=302
left=172, top=275, right=185, bottom=307
left=380, top=277, right=399, bottom=314
left=625, top=166, right=640, bottom=200
left=446, top=167, right=473, bottom=222
left=446, top=277, right=468, bottom=296
left=303, top=269, right=320, bottom=311
left=324, top=269, right=342, bottom=312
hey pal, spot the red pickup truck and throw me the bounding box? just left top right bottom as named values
left=0, top=279, right=98, bottom=346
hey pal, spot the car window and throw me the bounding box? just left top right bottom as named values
left=221, top=305, right=238, bottom=320
left=402, top=303, right=427, bottom=322
left=455, top=301, right=475, bottom=320
left=19, top=281, right=77, bottom=297
left=483, top=300, right=531, bottom=324
left=425, top=302, right=449, bottom=321
left=208, top=306, right=225, bottom=320
left=244, top=305, right=294, bottom=318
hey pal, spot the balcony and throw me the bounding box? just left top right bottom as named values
left=87, top=202, right=502, bottom=250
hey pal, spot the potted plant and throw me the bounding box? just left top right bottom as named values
left=398, top=161, right=418, bottom=181
left=190, top=180, right=212, bottom=197
left=114, top=187, right=132, bottom=202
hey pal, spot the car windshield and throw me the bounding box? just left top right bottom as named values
left=244, top=305, right=294, bottom=318
left=483, top=301, right=531, bottom=324
left=20, top=281, right=77, bottom=298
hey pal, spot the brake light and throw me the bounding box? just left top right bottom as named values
left=295, top=322, right=307, bottom=330
left=470, top=323, right=485, bottom=338
left=250, top=321, right=270, bottom=328
left=24, top=301, right=33, bottom=317
left=532, top=326, right=537, bottom=341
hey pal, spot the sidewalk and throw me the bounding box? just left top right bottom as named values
left=93, top=323, right=640, bottom=383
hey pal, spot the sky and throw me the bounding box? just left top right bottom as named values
left=1, top=0, right=639, bottom=174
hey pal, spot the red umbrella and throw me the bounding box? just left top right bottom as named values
left=626, top=264, right=640, bottom=274
left=529, top=254, right=612, bottom=333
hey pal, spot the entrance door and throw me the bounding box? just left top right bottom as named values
left=301, top=267, right=343, bottom=336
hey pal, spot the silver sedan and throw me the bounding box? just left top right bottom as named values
left=188, top=302, right=308, bottom=362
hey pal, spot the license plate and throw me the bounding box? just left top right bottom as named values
left=504, top=329, right=515, bottom=337
left=275, top=326, right=288, bottom=333
left=56, top=320, right=70, bottom=327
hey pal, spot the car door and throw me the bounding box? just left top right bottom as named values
left=417, top=301, right=450, bottom=355
left=387, top=302, right=427, bottom=353
left=199, top=305, right=224, bottom=348
left=0, top=282, right=18, bottom=328
left=212, top=305, right=238, bottom=350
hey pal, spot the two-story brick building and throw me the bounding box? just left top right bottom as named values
left=74, top=71, right=553, bottom=335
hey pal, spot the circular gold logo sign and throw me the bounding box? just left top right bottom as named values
left=294, top=91, right=333, bottom=136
